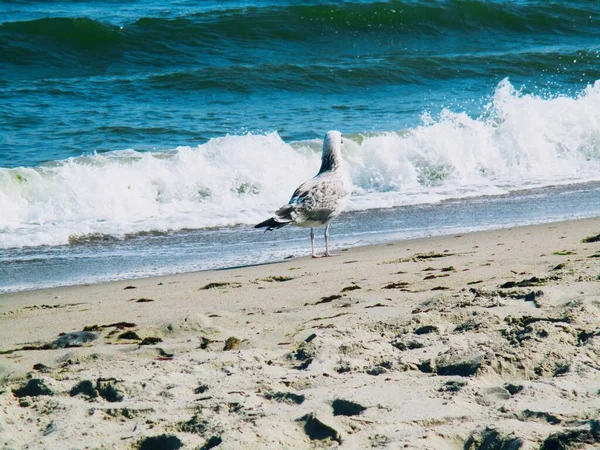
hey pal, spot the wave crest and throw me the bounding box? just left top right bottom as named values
left=2, top=1, right=597, bottom=67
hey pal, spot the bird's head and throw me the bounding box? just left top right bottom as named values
left=319, top=130, right=344, bottom=173
left=324, top=130, right=343, bottom=153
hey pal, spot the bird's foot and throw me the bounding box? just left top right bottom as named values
left=312, top=252, right=339, bottom=258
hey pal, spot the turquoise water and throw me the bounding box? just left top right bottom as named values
left=3, top=1, right=599, bottom=167
left=1, top=1, right=600, bottom=291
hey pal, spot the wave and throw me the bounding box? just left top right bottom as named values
left=2, top=78, right=600, bottom=249
left=2, top=1, right=598, bottom=68
left=5, top=46, right=599, bottom=96
left=142, top=47, right=600, bottom=93
left=2, top=17, right=122, bottom=45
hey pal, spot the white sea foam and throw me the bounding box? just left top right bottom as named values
left=2, top=78, right=600, bottom=249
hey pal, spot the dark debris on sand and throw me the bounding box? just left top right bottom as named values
left=581, top=233, right=600, bottom=243
left=464, top=427, right=524, bottom=450
left=118, top=330, right=141, bottom=340
left=297, top=413, right=342, bottom=444
left=70, top=378, right=125, bottom=402
left=139, top=337, right=163, bottom=346
left=223, top=337, right=241, bottom=351
left=199, top=436, right=223, bottom=450
left=332, top=398, right=367, bottom=416
left=12, top=379, right=54, bottom=398
left=264, top=391, right=305, bottom=405
left=51, top=331, right=98, bottom=349
left=540, top=420, right=600, bottom=450
left=137, top=434, right=183, bottom=450
left=499, top=277, right=551, bottom=289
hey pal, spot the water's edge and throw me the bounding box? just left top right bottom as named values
left=3, top=182, right=599, bottom=293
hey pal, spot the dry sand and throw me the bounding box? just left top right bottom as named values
left=1, top=218, right=600, bottom=449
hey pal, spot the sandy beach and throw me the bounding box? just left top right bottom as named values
left=1, top=218, right=600, bottom=449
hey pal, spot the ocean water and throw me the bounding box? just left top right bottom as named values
left=2, top=0, right=600, bottom=292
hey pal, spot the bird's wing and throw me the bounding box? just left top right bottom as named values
left=286, top=173, right=350, bottom=223
left=289, top=178, right=316, bottom=204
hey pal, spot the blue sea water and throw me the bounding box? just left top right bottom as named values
left=1, top=0, right=600, bottom=292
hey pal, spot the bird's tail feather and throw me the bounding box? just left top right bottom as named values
left=255, top=217, right=291, bottom=232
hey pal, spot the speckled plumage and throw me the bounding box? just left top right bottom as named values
left=255, top=130, right=351, bottom=257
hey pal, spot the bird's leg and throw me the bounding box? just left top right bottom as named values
left=310, top=228, right=320, bottom=258
left=324, top=224, right=338, bottom=257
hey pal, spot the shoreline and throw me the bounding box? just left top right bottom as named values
left=0, top=216, right=595, bottom=299
left=1, top=217, right=600, bottom=449
left=4, top=180, right=600, bottom=295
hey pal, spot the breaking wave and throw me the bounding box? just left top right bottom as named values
left=2, top=78, right=600, bottom=248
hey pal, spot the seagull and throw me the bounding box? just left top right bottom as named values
left=255, top=130, right=351, bottom=258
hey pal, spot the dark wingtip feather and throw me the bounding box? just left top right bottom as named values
left=255, top=217, right=290, bottom=231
